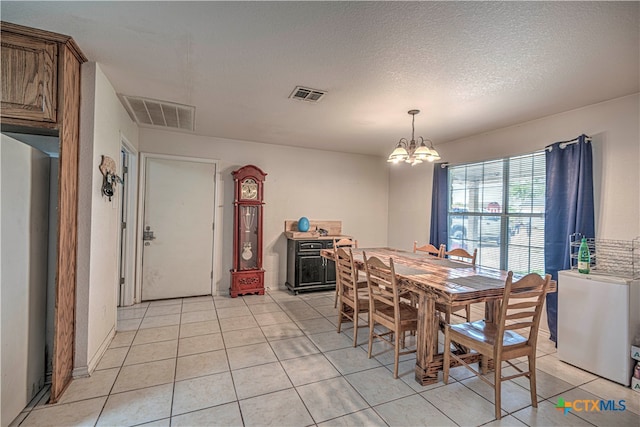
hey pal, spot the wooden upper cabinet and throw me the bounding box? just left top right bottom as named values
left=1, top=31, right=58, bottom=123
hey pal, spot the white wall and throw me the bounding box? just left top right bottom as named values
left=139, top=129, right=389, bottom=294
left=76, top=62, right=139, bottom=376
left=389, top=94, right=640, bottom=244
left=1, top=136, right=50, bottom=427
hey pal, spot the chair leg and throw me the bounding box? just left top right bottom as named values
left=528, top=353, right=538, bottom=408
left=337, top=303, right=343, bottom=333
left=465, top=304, right=471, bottom=322
left=367, top=315, right=374, bottom=359
left=445, top=308, right=451, bottom=325
left=333, top=287, right=339, bottom=308
left=494, top=359, right=502, bottom=420
left=394, top=328, right=400, bottom=379
left=352, top=310, right=359, bottom=347
left=443, top=327, right=450, bottom=384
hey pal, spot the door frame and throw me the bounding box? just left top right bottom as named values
left=117, top=134, right=138, bottom=307
left=134, top=153, right=219, bottom=303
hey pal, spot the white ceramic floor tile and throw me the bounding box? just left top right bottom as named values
left=213, top=297, right=248, bottom=309
left=117, top=318, right=142, bottom=331
left=307, top=330, right=355, bottom=352
left=95, top=347, right=128, bottom=370
left=247, top=302, right=282, bottom=314
left=242, top=293, right=274, bottom=305
left=181, top=301, right=214, bottom=313
left=317, top=408, right=387, bottom=427
left=97, top=383, right=173, bottom=426
left=111, top=358, right=176, bottom=393
left=172, top=372, right=236, bottom=416
left=145, top=304, right=182, bottom=317
left=511, top=399, right=593, bottom=426
left=148, top=298, right=182, bottom=307
left=175, top=349, right=229, bottom=381
left=296, top=317, right=337, bottom=334
left=178, top=333, right=224, bottom=356
left=139, top=313, right=181, bottom=329
left=297, top=377, right=369, bottom=423
left=323, top=346, right=383, bottom=375
left=239, top=387, right=314, bottom=427
left=118, top=306, right=148, bottom=320
left=580, top=377, right=640, bottom=415
left=281, top=353, right=341, bottom=386
left=133, top=325, right=179, bottom=346
left=57, top=368, right=119, bottom=404
left=222, top=328, right=266, bottom=348
left=253, top=311, right=292, bottom=326
left=421, top=381, right=501, bottom=425
left=108, top=330, right=136, bottom=348
left=345, top=366, right=415, bottom=406
left=21, top=397, right=106, bottom=427
left=225, top=342, right=278, bottom=370
left=216, top=306, right=252, bottom=319
left=261, top=322, right=305, bottom=341
left=270, top=336, right=320, bottom=361
left=510, top=367, right=576, bottom=399
left=181, top=309, right=218, bottom=324
left=124, top=339, right=178, bottom=365
left=535, top=354, right=598, bottom=386
left=179, top=320, right=220, bottom=338
left=461, top=374, right=536, bottom=414
left=219, top=315, right=258, bottom=332
left=284, top=308, right=323, bottom=321
left=232, top=361, right=293, bottom=399
left=482, top=414, right=528, bottom=426
left=171, top=402, right=243, bottom=427
left=374, top=394, right=456, bottom=427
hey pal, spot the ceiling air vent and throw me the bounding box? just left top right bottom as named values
left=119, top=95, right=195, bottom=132
left=289, top=86, right=326, bottom=102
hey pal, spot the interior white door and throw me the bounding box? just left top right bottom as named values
left=142, top=157, right=215, bottom=300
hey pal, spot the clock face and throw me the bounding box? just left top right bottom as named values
left=241, top=179, right=258, bottom=200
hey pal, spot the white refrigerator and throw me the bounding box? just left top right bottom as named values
left=558, top=270, right=640, bottom=385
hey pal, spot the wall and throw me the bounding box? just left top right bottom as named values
left=139, top=129, right=389, bottom=294
left=389, top=94, right=640, bottom=244
left=75, top=62, right=139, bottom=376
left=1, top=136, right=50, bottom=427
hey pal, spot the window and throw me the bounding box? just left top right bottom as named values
left=448, top=152, right=545, bottom=275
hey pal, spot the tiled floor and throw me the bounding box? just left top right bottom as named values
left=12, top=289, right=639, bottom=426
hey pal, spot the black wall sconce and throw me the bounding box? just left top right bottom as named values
left=99, top=155, right=123, bottom=201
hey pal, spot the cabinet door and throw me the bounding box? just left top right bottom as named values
left=298, top=255, right=324, bottom=286
left=1, top=32, right=57, bottom=122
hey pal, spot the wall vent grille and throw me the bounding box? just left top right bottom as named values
left=289, top=86, right=326, bottom=102
left=119, top=95, right=195, bottom=131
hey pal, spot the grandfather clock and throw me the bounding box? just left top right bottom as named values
left=230, top=165, right=267, bottom=297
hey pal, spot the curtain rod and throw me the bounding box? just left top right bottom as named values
left=439, top=133, right=593, bottom=168
left=545, top=134, right=592, bottom=151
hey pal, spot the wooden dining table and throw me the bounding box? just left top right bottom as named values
left=321, top=247, right=556, bottom=386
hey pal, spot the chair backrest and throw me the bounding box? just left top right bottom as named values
left=335, top=247, right=359, bottom=299
left=363, top=252, right=401, bottom=326
left=496, top=272, right=551, bottom=348
left=413, top=241, right=445, bottom=257
left=445, top=247, right=477, bottom=266
left=334, top=237, right=358, bottom=249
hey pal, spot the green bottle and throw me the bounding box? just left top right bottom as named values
left=578, top=237, right=590, bottom=274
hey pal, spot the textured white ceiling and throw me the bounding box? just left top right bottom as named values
left=2, top=1, right=638, bottom=157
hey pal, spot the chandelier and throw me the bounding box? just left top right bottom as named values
left=387, top=109, right=441, bottom=166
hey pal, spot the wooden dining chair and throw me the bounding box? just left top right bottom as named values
left=413, top=241, right=445, bottom=258
left=363, top=251, right=418, bottom=378
left=439, top=247, right=478, bottom=323
left=332, top=238, right=361, bottom=308
left=335, top=247, right=369, bottom=347
left=443, top=271, right=551, bottom=420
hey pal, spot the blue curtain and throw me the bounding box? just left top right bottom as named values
left=544, top=134, right=595, bottom=343
left=430, top=163, right=449, bottom=248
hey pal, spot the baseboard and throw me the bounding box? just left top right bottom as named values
left=73, top=326, right=115, bottom=378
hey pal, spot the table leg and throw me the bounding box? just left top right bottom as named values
left=415, top=292, right=439, bottom=385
